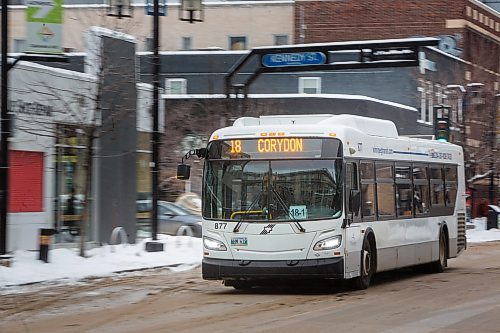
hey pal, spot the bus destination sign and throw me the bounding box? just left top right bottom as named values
left=262, top=52, right=326, bottom=68
left=207, top=138, right=342, bottom=160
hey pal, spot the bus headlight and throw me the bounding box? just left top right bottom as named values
left=203, top=236, right=227, bottom=251
left=313, top=236, right=342, bottom=251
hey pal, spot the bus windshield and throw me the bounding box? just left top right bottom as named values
left=203, top=138, right=343, bottom=222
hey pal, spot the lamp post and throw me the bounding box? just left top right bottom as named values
left=144, top=0, right=164, bottom=252
left=146, top=0, right=202, bottom=251
left=151, top=0, right=161, bottom=244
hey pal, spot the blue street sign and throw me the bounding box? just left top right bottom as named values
left=146, top=0, right=167, bottom=16
left=262, top=52, right=326, bottom=68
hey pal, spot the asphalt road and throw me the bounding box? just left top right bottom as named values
left=1, top=242, right=500, bottom=333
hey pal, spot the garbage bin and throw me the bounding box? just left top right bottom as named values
left=487, top=205, right=500, bottom=230
left=39, top=228, right=55, bottom=263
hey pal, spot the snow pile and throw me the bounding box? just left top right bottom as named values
left=467, top=217, right=500, bottom=243
left=0, top=235, right=202, bottom=288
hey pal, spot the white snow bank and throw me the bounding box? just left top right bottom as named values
left=0, top=235, right=201, bottom=288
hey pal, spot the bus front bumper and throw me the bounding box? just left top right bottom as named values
left=202, top=257, right=344, bottom=280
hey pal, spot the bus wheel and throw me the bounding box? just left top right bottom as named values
left=353, top=239, right=374, bottom=290
left=430, top=231, right=447, bottom=273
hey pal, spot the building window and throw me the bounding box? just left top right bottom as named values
left=274, top=35, right=289, bottom=46
left=427, top=82, right=433, bottom=123
left=299, top=77, right=321, bottom=94
left=436, top=84, right=443, bottom=105
left=418, top=82, right=426, bottom=122
left=229, top=36, right=247, bottom=50
left=182, top=37, right=192, bottom=50
left=165, top=78, right=187, bottom=95
left=144, top=37, right=153, bottom=52
left=55, top=125, right=89, bottom=236
left=13, top=39, right=26, bottom=53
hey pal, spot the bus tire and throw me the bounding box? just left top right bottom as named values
left=352, top=238, right=375, bottom=290
left=430, top=231, right=447, bottom=273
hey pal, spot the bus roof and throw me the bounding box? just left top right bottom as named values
left=210, top=114, right=463, bottom=164
left=229, top=114, right=399, bottom=138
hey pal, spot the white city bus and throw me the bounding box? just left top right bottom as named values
left=187, top=114, right=466, bottom=289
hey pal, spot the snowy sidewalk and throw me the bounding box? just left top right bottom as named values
left=0, top=235, right=202, bottom=288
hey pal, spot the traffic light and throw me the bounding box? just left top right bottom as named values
left=434, top=104, right=451, bottom=142
left=435, top=118, right=450, bottom=142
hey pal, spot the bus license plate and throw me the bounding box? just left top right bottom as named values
left=231, top=237, right=248, bottom=246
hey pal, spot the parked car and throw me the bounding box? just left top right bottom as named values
left=157, top=201, right=202, bottom=237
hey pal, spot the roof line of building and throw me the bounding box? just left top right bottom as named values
left=162, top=93, right=418, bottom=111
left=426, top=46, right=468, bottom=64
left=469, top=0, right=500, bottom=17
left=9, top=0, right=293, bottom=10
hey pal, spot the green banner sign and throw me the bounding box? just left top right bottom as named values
left=26, top=0, right=64, bottom=54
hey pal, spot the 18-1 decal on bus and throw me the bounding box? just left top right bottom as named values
left=289, top=205, right=308, bottom=219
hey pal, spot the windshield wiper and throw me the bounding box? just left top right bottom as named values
left=269, top=184, right=306, bottom=233
left=233, top=192, right=262, bottom=233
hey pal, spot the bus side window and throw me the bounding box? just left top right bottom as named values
left=444, top=165, right=457, bottom=209
left=346, top=162, right=360, bottom=218
left=360, top=161, right=376, bottom=220
left=430, top=165, right=445, bottom=207
left=413, top=164, right=430, bottom=216
left=395, top=164, right=413, bottom=218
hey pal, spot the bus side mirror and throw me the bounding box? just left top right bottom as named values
left=349, top=189, right=360, bottom=215
left=177, top=164, right=191, bottom=180
left=195, top=148, right=208, bottom=158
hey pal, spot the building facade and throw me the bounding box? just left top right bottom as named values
left=5, top=28, right=152, bottom=251
left=8, top=1, right=294, bottom=53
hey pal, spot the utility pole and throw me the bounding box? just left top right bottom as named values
left=152, top=0, right=160, bottom=242
left=1, top=0, right=10, bottom=256
left=145, top=0, right=164, bottom=252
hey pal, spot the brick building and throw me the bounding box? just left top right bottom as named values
left=295, top=0, right=499, bottom=216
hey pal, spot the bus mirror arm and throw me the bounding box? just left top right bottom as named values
left=176, top=148, right=208, bottom=180
left=181, top=148, right=208, bottom=164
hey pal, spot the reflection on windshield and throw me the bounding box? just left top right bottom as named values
left=203, top=159, right=342, bottom=221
